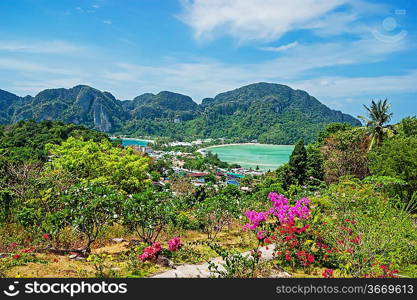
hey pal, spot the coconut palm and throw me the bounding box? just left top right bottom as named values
left=358, top=99, right=393, bottom=150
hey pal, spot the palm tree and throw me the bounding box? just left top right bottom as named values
left=358, top=99, right=393, bottom=150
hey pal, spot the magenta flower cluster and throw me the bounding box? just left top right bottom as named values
left=243, top=210, right=268, bottom=231
left=243, top=193, right=311, bottom=237
left=139, top=242, right=162, bottom=262
left=168, top=237, right=182, bottom=252
left=268, top=193, right=311, bottom=224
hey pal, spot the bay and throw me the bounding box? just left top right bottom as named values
left=113, top=138, right=149, bottom=147
left=204, top=144, right=294, bottom=171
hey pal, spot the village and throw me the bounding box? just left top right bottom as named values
left=125, top=140, right=265, bottom=191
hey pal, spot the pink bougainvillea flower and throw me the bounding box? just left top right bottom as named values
left=322, top=268, right=334, bottom=278
left=139, top=242, right=162, bottom=262
left=168, top=237, right=182, bottom=252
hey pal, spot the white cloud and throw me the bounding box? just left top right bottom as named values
left=288, top=70, right=417, bottom=99
left=103, top=20, right=112, bottom=25
left=99, top=35, right=408, bottom=100
left=178, top=0, right=391, bottom=42
left=260, top=41, right=299, bottom=52
left=0, top=40, right=83, bottom=54
left=254, top=37, right=407, bottom=79
left=10, top=78, right=87, bottom=96
left=0, top=58, right=77, bottom=75
left=179, top=0, right=353, bottom=41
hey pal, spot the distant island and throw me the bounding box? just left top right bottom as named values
left=0, top=82, right=360, bottom=144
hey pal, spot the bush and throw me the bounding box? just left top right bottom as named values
left=194, top=195, right=240, bottom=239
left=56, top=182, right=124, bottom=252
left=317, top=179, right=417, bottom=276
left=122, top=189, right=176, bottom=244
left=369, top=135, right=417, bottom=202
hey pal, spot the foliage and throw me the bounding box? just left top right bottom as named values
left=358, top=99, right=393, bottom=150
left=183, top=151, right=238, bottom=171
left=286, top=140, right=307, bottom=187
left=46, top=137, right=149, bottom=193
left=122, top=189, right=176, bottom=244
left=87, top=253, right=121, bottom=278
left=56, top=182, right=124, bottom=251
left=317, top=122, right=354, bottom=143
left=321, top=128, right=370, bottom=183
left=0, top=120, right=109, bottom=163
left=194, top=195, right=240, bottom=239
left=207, top=242, right=261, bottom=278
left=369, top=135, right=417, bottom=202
left=398, top=116, right=417, bottom=137
left=317, top=179, right=417, bottom=276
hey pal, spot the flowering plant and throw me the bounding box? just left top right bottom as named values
left=168, top=237, right=182, bottom=252
left=138, top=236, right=183, bottom=263
left=322, top=268, right=334, bottom=278
left=363, top=263, right=399, bottom=278
left=242, top=193, right=319, bottom=272
left=139, top=242, right=162, bottom=262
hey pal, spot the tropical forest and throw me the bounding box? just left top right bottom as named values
left=0, top=97, right=416, bottom=278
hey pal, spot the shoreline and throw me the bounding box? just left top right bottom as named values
left=110, top=136, right=154, bottom=143
left=202, top=143, right=294, bottom=150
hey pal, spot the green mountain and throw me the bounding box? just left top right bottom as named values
left=0, top=89, right=26, bottom=125
left=191, top=83, right=361, bottom=143
left=0, top=83, right=361, bottom=144
left=123, top=91, right=198, bottom=121
left=11, top=85, right=126, bottom=132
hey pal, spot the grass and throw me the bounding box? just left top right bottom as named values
left=1, top=222, right=259, bottom=278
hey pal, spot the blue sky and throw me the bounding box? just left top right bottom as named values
left=0, top=0, right=416, bottom=122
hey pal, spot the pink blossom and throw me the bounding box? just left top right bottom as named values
left=139, top=242, right=162, bottom=262
left=168, top=237, right=182, bottom=252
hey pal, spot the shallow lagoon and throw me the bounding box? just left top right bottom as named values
left=114, top=138, right=149, bottom=147
left=205, top=144, right=294, bottom=171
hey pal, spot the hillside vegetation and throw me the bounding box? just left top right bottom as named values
left=0, top=83, right=360, bottom=144
left=0, top=103, right=416, bottom=278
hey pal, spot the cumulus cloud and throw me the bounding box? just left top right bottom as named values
left=178, top=0, right=351, bottom=41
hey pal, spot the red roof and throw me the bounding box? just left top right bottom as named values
left=187, top=172, right=209, bottom=177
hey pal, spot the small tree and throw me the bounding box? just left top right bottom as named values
left=282, top=140, right=307, bottom=189
left=58, top=182, right=123, bottom=252
left=321, top=128, right=370, bottom=183
left=194, top=195, right=240, bottom=239
left=122, top=189, right=174, bottom=244
left=46, top=137, right=149, bottom=194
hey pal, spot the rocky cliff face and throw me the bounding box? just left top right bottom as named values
left=9, top=85, right=126, bottom=132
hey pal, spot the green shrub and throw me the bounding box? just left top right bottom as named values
left=122, top=189, right=176, bottom=244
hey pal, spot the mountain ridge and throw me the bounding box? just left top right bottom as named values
left=0, top=82, right=361, bottom=144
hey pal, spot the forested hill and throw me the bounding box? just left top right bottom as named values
left=0, top=83, right=361, bottom=144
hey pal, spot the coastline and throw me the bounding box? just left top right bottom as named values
left=110, top=136, right=155, bottom=143
left=202, top=143, right=294, bottom=150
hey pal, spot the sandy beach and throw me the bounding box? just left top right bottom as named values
left=202, top=143, right=292, bottom=149
left=110, top=136, right=155, bottom=143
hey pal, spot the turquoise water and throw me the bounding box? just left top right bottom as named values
left=114, top=138, right=148, bottom=147
left=206, top=144, right=294, bottom=171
